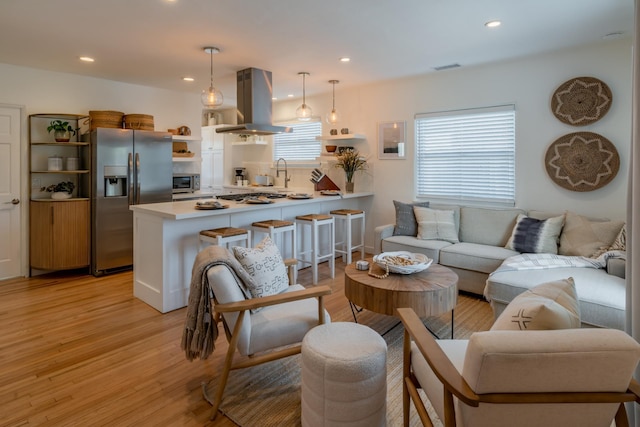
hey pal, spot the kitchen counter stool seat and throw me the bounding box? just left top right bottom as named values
left=199, top=227, right=251, bottom=250
left=295, top=214, right=335, bottom=285
left=251, top=219, right=297, bottom=259
left=330, top=209, right=365, bottom=265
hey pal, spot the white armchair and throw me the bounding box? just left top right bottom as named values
left=189, top=246, right=331, bottom=420
left=398, top=307, right=640, bottom=427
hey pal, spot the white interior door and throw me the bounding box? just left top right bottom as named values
left=0, top=105, right=22, bottom=279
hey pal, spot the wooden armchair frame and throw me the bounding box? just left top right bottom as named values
left=203, top=258, right=331, bottom=420
left=397, top=307, right=640, bottom=427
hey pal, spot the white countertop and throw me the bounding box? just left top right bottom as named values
left=131, top=191, right=374, bottom=220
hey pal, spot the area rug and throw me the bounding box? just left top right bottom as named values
left=206, top=294, right=493, bottom=426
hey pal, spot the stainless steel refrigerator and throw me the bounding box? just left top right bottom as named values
left=85, top=128, right=173, bottom=276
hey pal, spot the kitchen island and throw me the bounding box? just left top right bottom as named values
left=130, top=191, right=373, bottom=312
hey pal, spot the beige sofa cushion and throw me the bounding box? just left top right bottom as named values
left=490, top=277, right=580, bottom=331
left=459, top=207, right=524, bottom=246
left=559, top=211, right=624, bottom=257
left=414, top=207, right=460, bottom=243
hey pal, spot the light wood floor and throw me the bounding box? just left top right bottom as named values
left=0, top=263, right=360, bottom=426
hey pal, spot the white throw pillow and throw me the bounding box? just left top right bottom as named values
left=232, top=236, right=289, bottom=299
left=505, top=214, right=564, bottom=254
left=491, top=277, right=581, bottom=331
left=413, top=207, right=459, bottom=243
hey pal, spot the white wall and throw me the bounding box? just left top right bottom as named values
left=0, top=63, right=203, bottom=132
left=1, top=37, right=631, bottom=257
left=275, top=38, right=632, bottom=235
left=0, top=61, right=204, bottom=207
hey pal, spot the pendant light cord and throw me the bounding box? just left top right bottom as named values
left=302, top=73, right=306, bottom=106
left=209, top=50, right=214, bottom=88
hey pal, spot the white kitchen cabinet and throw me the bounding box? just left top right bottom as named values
left=200, top=149, right=223, bottom=191
left=201, top=125, right=226, bottom=191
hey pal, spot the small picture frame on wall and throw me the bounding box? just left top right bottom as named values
left=378, top=121, right=406, bottom=159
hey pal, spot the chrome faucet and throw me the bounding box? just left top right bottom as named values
left=276, top=158, right=290, bottom=189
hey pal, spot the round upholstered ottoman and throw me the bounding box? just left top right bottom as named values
left=301, top=322, right=387, bottom=427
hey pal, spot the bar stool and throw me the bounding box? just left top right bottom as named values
left=199, top=227, right=251, bottom=250
left=295, top=214, right=335, bottom=285
left=251, top=219, right=297, bottom=283
left=330, top=209, right=365, bottom=265
left=251, top=219, right=297, bottom=260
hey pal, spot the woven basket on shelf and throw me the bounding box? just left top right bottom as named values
left=123, top=114, right=154, bottom=131
left=89, top=110, right=124, bottom=130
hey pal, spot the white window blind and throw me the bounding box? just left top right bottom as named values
left=273, top=120, right=322, bottom=161
left=415, top=105, right=515, bottom=205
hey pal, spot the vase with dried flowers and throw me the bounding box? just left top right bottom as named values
left=335, top=148, right=367, bottom=193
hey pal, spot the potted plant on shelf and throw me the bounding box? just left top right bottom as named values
left=335, top=148, right=367, bottom=193
left=41, top=181, right=75, bottom=199
left=47, top=120, right=77, bottom=142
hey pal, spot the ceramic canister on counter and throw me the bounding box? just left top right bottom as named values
left=66, top=157, right=79, bottom=171
left=48, top=156, right=63, bottom=171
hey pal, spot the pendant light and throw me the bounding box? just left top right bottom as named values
left=326, top=80, right=339, bottom=125
left=201, top=46, right=224, bottom=108
left=296, top=72, right=313, bottom=121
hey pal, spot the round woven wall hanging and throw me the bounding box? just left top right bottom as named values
left=551, top=77, right=612, bottom=126
left=545, top=132, right=619, bottom=192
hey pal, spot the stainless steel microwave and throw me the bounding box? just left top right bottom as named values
left=172, top=173, right=200, bottom=193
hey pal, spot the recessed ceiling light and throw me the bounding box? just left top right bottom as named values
left=272, top=97, right=278, bottom=101
left=182, top=77, right=194, bottom=82
left=485, top=20, right=501, bottom=28
left=79, top=56, right=94, bottom=62
left=339, top=57, right=351, bottom=62
left=287, top=94, right=294, bottom=98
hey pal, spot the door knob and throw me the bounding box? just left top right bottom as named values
left=9, top=198, right=20, bottom=205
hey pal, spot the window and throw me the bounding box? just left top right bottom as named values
left=415, top=105, right=515, bottom=206
left=273, top=119, right=322, bottom=161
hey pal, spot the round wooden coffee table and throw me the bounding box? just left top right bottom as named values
left=344, top=262, right=458, bottom=338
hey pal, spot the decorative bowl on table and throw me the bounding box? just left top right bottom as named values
left=373, top=251, right=433, bottom=274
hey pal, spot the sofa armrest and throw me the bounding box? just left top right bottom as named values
left=607, top=257, right=626, bottom=279
left=374, top=223, right=395, bottom=254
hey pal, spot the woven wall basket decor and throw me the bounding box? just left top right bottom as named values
left=551, top=77, right=612, bottom=126
left=545, top=132, right=619, bottom=192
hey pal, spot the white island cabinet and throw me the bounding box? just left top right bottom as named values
left=130, top=192, right=373, bottom=313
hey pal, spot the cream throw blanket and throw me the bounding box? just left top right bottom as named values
left=490, top=250, right=626, bottom=275
left=181, top=246, right=257, bottom=361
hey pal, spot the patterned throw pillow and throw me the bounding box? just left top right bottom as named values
left=413, top=207, right=459, bottom=243
left=491, top=278, right=580, bottom=331
left=591, top=223, right=627, bottom=258
left=610, top=224, right=627, bottom=251
left=505, top=214, right=564, bottom=254
left=559, top=211, right=624, bottom=257
left=392, top=200, right=430, bottom=236
left=232, top=236, right=289, bottom=299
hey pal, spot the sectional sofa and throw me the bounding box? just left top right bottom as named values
left=374, top=203, right=626, bottom=329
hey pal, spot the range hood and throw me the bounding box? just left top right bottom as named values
left=216, top=68, right=292, bottom=135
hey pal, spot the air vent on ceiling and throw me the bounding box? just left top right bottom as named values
left=433, top=63, right=461, bottom=71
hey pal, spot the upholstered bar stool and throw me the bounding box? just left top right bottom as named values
left=330, top=209, right=365, bottom=264
left=199, top=227, right=251, bottom=250
left=295, top=214, right=335, bottom=285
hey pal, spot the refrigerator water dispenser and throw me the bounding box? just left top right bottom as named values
left=105, top=177, right=126, bottom=197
